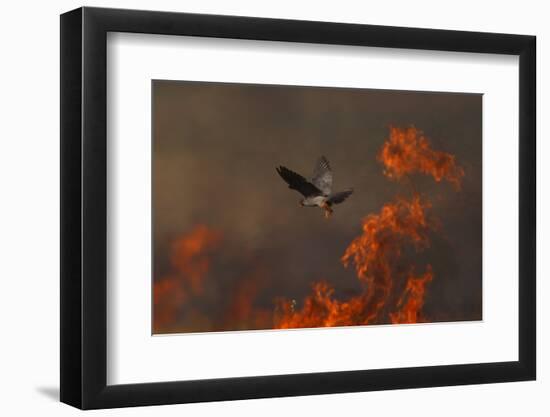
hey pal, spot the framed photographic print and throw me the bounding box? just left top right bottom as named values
left=60, top=6, right=536, bottom=409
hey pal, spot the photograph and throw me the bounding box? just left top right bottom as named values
left=152, top=80, right=482, bottom=335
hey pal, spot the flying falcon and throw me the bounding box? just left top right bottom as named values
left=276, top=156, right=353, bottom=218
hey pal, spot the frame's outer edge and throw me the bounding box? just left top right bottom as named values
left=518, top=35, right=536, bottom=378
left=81, top=6, right=109, bottom=409
left=60, top=6, right=537, bottom=410
left=60, top=8, right=84, bottom=409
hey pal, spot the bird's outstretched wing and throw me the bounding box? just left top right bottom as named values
left=311, top=156, right=333, bottom=196
left=276, top=166, right=321, bottom=197
left=327, top=189, right=353, bottom=205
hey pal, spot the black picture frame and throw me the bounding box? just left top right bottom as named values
left=60, top=6, right=536, bottom=410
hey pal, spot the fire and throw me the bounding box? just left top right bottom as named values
left=223, top=267, right=272, bottom=331
left=169, top=225, right=222, bottom=295
left=378, top=126, right=464, bottom=190
left=153, top=226, right=272, bottom=332
left=341, top=195, right=433, bottom=323
left=275, top=282, right=368, bottom=329
left=274, top=196, right=434, bottom=328
left=390, top=266, right=433, bottom=324
left=153, top=225, right=222, bottom=331
left=274, top=126, right=463, bottom=329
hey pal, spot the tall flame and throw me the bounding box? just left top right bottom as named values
left=274, top=196, right=434, bottom=328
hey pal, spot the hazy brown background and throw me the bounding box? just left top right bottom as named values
left=153, top=80, right=482, bottom=333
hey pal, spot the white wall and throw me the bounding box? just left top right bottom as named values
left=0, top=0, right=545, bottom=415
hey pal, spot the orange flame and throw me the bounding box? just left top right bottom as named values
left=223, top=267, right=272, bottom=330
left=378, top=126, right=464, bottom=190
left=341, top=195, right=433, bottom=323
left=153, top=225, right=222, bottom=332
left=170, top=225, right=222, bottom=295
left=275, top=282, right=368, bottom=329
left=390, top=266, right=433, bottom=324
left=274, top=196, right=434, bottom=328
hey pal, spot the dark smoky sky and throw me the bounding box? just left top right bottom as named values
left=153, top=80, right=482, bottom=333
